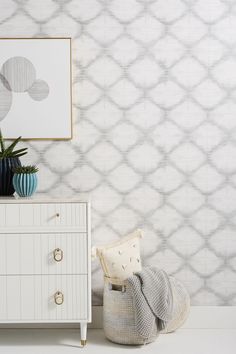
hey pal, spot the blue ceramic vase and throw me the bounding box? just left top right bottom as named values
left=13, top=173, right=38, bottom=197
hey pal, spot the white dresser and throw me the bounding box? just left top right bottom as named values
left=0, top=197, right=91, bottom=346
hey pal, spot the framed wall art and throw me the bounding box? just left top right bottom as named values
left=0, top=38, right=72, bottom=140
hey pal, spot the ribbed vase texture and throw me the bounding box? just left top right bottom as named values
left=0, top=157, right=21, bottom=196
left=13, top=173, right=37, bottom=197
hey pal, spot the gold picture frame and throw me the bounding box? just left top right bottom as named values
left=0, top=37, right=73, bottom=140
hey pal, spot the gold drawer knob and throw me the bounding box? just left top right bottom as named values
left=53, top=248, right=63, bottom=262
left=54, top=291, right=64, bottom=305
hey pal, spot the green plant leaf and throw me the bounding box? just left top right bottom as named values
left=11, top=152, right=28, bottom=158
left=13, top=164, right=39, bottom=174
left=0, top=133, right=28, bottom=158
left=4, top=136, right=22, bottom=155
left=0, top=129, right=28, bottom=159
left=0, top=130, right=5, bottom=153
left=10, top=148, right=28, bottom=156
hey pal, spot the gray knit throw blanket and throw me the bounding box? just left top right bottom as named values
left=127, top=267, right=174, bottom=339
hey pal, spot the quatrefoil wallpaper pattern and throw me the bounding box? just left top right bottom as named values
left=1, top=0, right=236, bottom=305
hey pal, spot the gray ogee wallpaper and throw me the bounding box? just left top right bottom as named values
left=0, top=0, right=236, bottom=305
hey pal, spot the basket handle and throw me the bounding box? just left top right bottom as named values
left=108, top=283, right=126, bottom=293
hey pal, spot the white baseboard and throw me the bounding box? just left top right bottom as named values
left=0, top=306, right=235, bottom=329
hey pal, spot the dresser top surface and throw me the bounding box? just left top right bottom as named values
left=0, top=195, right=90, bottom=204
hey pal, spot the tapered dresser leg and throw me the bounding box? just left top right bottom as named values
left=80, top=322, right=87, bottom=346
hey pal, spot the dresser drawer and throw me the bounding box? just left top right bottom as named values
left=0, top=233, right=88, bottom=275
left=0, top=202, right=87, bottom=232
left=0, top=275, right=88, bottom=321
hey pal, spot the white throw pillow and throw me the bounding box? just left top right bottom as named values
left=95, top=229, right=143, bottom=281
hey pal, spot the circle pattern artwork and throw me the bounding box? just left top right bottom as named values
left=0, top=74, right=12, bottom=121
left=1, top=56, right=36, bottom=92
left=28, top=79, right=49, bottom=101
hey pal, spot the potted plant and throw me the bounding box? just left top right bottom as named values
left=13, top=165, right=38, bottom=197
left=0, top=131, right=28, bottom=196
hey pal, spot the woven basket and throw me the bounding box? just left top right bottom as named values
left=103, top=276, right=190, bottom=345
left=103, top=277, right=158, bottom=345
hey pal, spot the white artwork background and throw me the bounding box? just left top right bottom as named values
left=0, top=39, right=71, bottom=139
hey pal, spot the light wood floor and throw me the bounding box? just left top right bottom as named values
left=0, top=328, right=235, bottom=353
